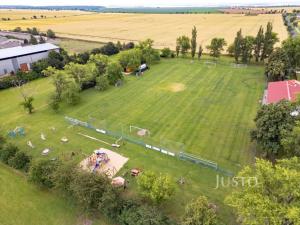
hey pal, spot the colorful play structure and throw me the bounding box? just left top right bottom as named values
left=88, top=149, right=110, bottom=173
left=8, top=127, right=25, bottom=138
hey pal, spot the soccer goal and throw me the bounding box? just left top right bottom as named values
left=231, top=63, right=248, bottom=68
left=129, top=125, right=151, bottom=137
left=204, top=60, right=217, bottom=68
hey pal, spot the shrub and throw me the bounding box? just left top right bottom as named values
left=8, top=151, right=31, bottom=172
left=29, top=159, right=59, bottom=189
left=161, top=48, right=172, bottom=58
left=99, top=42, right=119, bottom=56
left=46, top=29, right=56, bottom=38
left=106, top=62, right=124, bottom=85
left=118, top=201, right=176, bottom=225
left=53, top=162, right=77, bottom=195
left=95, top=76, right=110, bottom=91
left=64, top=82, right=81, bottom=105
left=137, top=171, right=175, bottom=204
left=48, top=93, right=60, bottom=112
left=70, top=170, right=111, bottom=212
left=0, top=143, right=19, bottom=164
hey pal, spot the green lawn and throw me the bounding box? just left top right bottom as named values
left=56, top=38, right=104, bottom=54
left=0, top=164, right=110, bottom=225
left=0, top=57, right=265, bottom=224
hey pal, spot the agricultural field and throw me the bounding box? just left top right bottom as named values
left=54, top=38, right=104, bottom=54
left=0, top=56, right=265, bottom=224
left=0, top=11, right=288, bottom=50
left=0, top=9, right=93, bottom=20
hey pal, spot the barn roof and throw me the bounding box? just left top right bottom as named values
left=267, top=80, right=300, bottom=104
left=0, top=43, right=59, bottom=60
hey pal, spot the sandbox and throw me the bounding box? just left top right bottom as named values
left=80, top=148, right=129, bottom=178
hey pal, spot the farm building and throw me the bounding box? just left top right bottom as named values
left=0, top=43, right=59, bottom=76
left=263, top=80, right=300, bottom=104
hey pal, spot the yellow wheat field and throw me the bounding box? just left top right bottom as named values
left=0, top=9, right=93, bottom=20
left=0, top=10, right=288, bottom=50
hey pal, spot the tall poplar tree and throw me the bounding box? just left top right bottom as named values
left=233, top=29, right=243, bottom=63
left=191, top=26, right=197, bottom=58
left=254, top=26, right=264, bottom=62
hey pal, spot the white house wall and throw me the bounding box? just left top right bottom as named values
left=0, top=49, right=59, bottom=76
left=0, top=59, right=14, bottom=77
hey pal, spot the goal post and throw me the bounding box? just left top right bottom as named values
left=129, top=125, right=151, bottom=137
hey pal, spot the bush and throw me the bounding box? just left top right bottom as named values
left=0, top=143, right=19, bottom=164
left=99, top=42, right=119, bottom=56
left=118, top=201, right=176, bottom=225
left=70, top=170, right=111, bottom=212
left=29, top=159, right=59, bottom=189
left=106, top=62, right=124, bottom=85
left=8, top=151, right=31, bottom=172
left=53, top=162, right=77, bottom=195
left=46, top=29, right=56, bottom=38
left=161, top=48, right=172, bottom=58
left=95, top=76, right=110, bottom=91
left=48, top=93, right=60, bottom=112
left=137, top=171, right=175, bottom=204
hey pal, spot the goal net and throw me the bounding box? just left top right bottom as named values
left=129, top=125, right=151, bottom=137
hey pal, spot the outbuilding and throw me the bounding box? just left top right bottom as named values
left=0, top=43, right=59, bottom=77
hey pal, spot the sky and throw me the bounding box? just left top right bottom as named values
left=1, top=0, right=300, bottom=7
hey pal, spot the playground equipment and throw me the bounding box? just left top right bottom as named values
left=42, top=148, right=51, bottom=156
left=41, top=133, right=46, bottom=141
left=61, top=137, right=69, bottom=143
left=8, top=127, right=25, bottom=138
left=89, top=149, right=110, bottom=173
left=27, top=141, right=35, bottom=149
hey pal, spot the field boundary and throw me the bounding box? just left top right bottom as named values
left=65, top=116, right=234, bottom=176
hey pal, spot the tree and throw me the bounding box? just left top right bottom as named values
left=233, top=29, right=243, bottom=63
left=161, top=48, right=172, bottom=58
left=176, top=36, right=191, bottom=56
left=64, top=63, right=95, bottom=88
left=0, top=143, right=19, bottom=164
left=191, top=26, right=197, bottom=58
left=118, top=201, right=175, bottom=225
left=175, top=40, right=180, bottom=57
left=29, top=159, right=59, bottom=189
left=137, top=171, right=175, bottom=204
left=99, top=42, right=119, bottom=56
left=226, top=157, right=300, bottom=225
left=240, top=36, right=255, bottom=64
left=281, top=121, right=300, bottom=157
left=282, top=36, right=300, bottom=70
left=182, top=196, right=217, bottom=225
left=251, top=100, right=295, bottom=161
left=29, top=35, right=38, bottom=45
left=47, top=51, right=65, bottom=69
left=64, top=82, right=81, bottom=105
left=206, top=38, right=227, bottom=58
left=45, top=68, right=67, bottom=100
left=20, top=96, right=34, bottom=114
left=70, top=171, right=111, bottom=212
left=119, top=49, right=142, bottom=71
left=39, top=36, right=45, bottom=44
left=137, top=39, right=160, bottom=64
left=254, top=26, right=264, bottom=62
left=261, top=22, right=279, bottom=61
left=198, top=45, right=203, bottom=60
left=48, top=93, right=60, bottom=112
left=8, top=151, right=31, bottom=172
left=106, top=62, right=123, bottom=85
left=88, top=54, right=109, bottom=76
left=265, top=48, right=290, bottom=81
left=31, top=59, right=49, bottom=74
left=46, top=29, right=56, bottom=38
left=95, top=76, right=110, bottom=91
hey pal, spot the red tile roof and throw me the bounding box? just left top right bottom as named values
left=267, top=80, right=300, bottom=104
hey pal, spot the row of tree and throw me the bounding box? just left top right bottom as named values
left=228, top=22, right=279, bottom=63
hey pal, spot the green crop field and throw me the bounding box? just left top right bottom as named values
left=0, top=56, right=265, bottom=224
